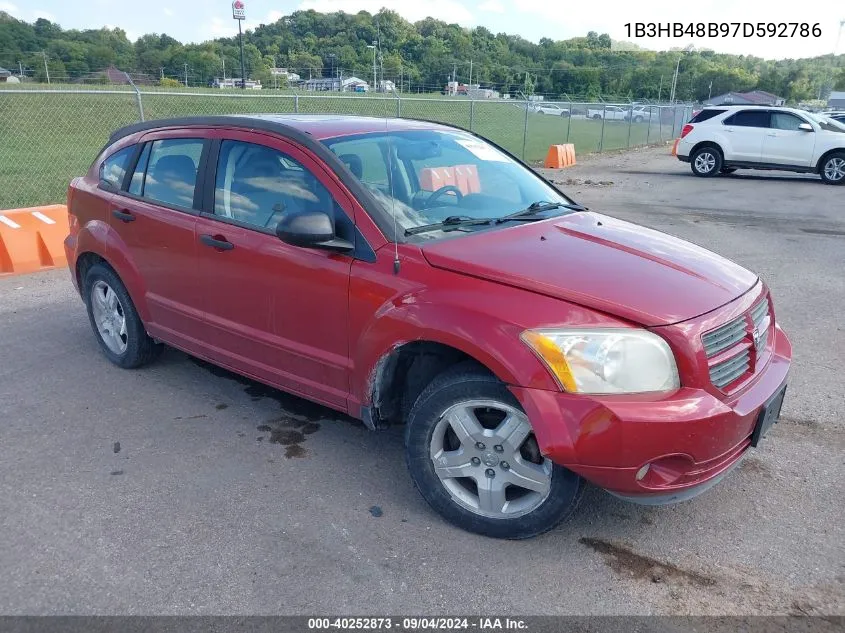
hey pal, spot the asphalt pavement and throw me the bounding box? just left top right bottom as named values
left=1, top=145, right=843, bottom=615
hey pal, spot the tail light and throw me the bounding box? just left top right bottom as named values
left=680, top=124, right=694, bottom=139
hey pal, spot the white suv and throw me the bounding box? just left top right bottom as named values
left=676, top=106, right=845, bottom=185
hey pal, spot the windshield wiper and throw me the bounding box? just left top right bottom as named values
left=405, top=215, right=494, bottom=236
left=495, top=200, right=587, bottom=224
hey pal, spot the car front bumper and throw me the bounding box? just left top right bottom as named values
left=510, top=325, right=791, bottom=503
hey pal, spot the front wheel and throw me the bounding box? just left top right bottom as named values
left=634, top=116, right=644, bottom=123
left=820, top=152, right=845, bottom=185
left=405, top=365, right=583, bottom=539
left=690, top=146, right=722, bottom=177
left=592, top=114, right=602, bottom=120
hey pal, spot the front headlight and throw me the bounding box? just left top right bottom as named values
left=521, top=328, right=680, bottom=394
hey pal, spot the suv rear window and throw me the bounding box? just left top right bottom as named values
left=689, top=109, right=725, bottom=123
left=723, top=110, right=771, bottom=128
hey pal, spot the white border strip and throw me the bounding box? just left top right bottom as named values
left=0, top=215, right=21, bottom=229
left=31, top=211, right=56, bottom=225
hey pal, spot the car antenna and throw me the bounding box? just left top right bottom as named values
left=386, top=86, right=400, bottom=274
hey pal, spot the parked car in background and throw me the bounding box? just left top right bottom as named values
left=827, top=111, right=845, bottom=124
left=66, top=114, right=792, bottom=539
left=586, top=105, right=627, bottom=120
left=532, top=103, right=570, bottom=117
left=624, top=106, right=656, bottom=123
left=676, top=105, right=845, bottom=184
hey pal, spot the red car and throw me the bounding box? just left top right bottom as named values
left=65, top=115, right=792, bottom=539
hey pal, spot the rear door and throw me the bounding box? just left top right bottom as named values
left=721, top=109, right=770, bottom=162
left=109, top=130, right=210, bottom=353
left=763, top=111, right=816, bottom=167
left=192, top=129, right=358, bottom=411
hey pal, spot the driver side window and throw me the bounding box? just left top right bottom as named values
left=213, top=140, right=335, bottom=231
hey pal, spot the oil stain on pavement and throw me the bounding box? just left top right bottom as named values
left=257, top=418, right=321, bottom=458
left=580, top=537, right=717, bottom=587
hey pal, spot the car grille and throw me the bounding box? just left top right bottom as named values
left=703, top=298, right=771, bottom=390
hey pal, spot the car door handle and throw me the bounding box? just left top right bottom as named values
left=200, top=234, right=234, bottom=251
left=112, top=209, right=135, bottom=223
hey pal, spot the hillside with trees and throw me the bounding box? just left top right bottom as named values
left=1, top=8, right=843, bottom=102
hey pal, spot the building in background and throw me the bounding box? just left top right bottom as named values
left=707, top=90, right=785, bottom=106
left=827, top=91, right=845, bottom=109
left=213, top=77, right=262, bottom=89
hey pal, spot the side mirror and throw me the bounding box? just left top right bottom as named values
left=275, top=210, right=353, bottom=253
left=798, top=123, right=813, bottom=132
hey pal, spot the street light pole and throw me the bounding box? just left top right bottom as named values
left=367, top=43, right=376, bottom=92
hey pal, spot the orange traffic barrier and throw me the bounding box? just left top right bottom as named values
left=671, top=138, right=680, bottom=156
left=0, top=205, right=69, bottom=275
left=419, top=164, right=481, bottom=195
left=544, top=144, right=577, bottom=168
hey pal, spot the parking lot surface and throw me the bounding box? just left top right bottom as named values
left=1, top=145, right=843, bottom=616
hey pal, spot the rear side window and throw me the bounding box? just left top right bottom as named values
left=723, top=110, right=771, bottom=128
left=131, top=139, right=204, bottom=209
left=690, top=109, right=725, bottom=123
left=99, top=146, right=134, bottom=188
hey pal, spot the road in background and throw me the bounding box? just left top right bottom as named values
left=1, top=146, right=843, bottom=615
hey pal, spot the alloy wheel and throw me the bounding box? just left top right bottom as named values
left=695, top=151, right=716, bottom=174
left=823, top=157, right=845, bottom=182
left=429, top=399, right=552, bottom=519
left=90, top=280, right=128, bottom=355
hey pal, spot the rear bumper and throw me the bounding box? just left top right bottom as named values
left=511, top=325, right=791, bottom=503
left=64, top=234, right=80, bottom=294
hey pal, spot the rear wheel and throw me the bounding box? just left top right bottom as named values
left=592, top=114, right=602, bottom=120
left=405, top=365, right=583, bottom=539
left=690, top=146, right=722, bottom=177
left=820, top=152, right=845, bottom=185
left=83, top=263, right=162, bottom=368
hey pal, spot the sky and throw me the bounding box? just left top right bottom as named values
left=1, top=0, right=843, bottom=60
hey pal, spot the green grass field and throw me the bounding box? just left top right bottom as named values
left=0, top=87, right=684, bottom=209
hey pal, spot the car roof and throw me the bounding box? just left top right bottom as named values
left=107, top=114, right=455, bottom=145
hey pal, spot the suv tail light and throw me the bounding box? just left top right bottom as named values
left=681, top=124, right=694, bottom=139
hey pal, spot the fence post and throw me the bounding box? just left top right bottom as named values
left=566, top=101, right=572, bottom=143
left=124, top=72, right=144, bottom=122
left=396, top=94, right=401, bottom=118
left=658, top=107, right=663, bottom=142
left=599, top=103, right=607, bottom=152
left=469, top=99, right=475, bottom=132
left=627, top=104, right=633, bottom=148
left=646, top=106, right=652, bottom=145
left=522, top=97, right=529, bottom=161
left=294, top=94, right=299, bottom=113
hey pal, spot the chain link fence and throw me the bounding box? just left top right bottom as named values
left=0, top=89, right=693, bottom=209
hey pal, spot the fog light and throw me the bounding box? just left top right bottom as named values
left=636, top=464, right=651, bottom=481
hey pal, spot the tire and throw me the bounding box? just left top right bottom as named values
left=83, top=263, right=162, bottom=368
left=690, top=146, right=722, bottom=177
left=592, top=114, right=602, bottom=120
left=720, top=167, right=737, bottom=174
left=819, top=152, right=845, bottom=185
left=560, top=111, right=570, bottom=118
left=634, top=116, right=644, bottom=123
left=405, top=364, right=583, bottom=539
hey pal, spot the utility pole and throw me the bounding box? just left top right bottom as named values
left=42, top=51, right=50, bottom=84
left=160, top=67, right=164, bottom=80
left=469, top=59, right=473, bottom=86
left=658, top=74, right=663, bottom=102
left=184, top=63, right=188, bottom=87
left=18, top=61, right=23, bottom=78
left=708, top=80, right=713, bottom=101
left=669, top=55, right=681, bottom=103
left=367, top=42, right=377, bottom=92
left=222, top=58, right=225, bottom=81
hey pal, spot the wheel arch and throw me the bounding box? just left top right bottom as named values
left=690, top=140, right=724, bottom=159
left=815, top=148, right=845, bottom=174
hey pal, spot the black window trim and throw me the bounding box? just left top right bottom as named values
left=111, top=137, right=211, bottom=217
left=201, top=136, right=376, bottom=262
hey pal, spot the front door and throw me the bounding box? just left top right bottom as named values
left=193, top=130, right=356, bottom=411
left=763, top=111, right=816, bottom=167
left=108, top=132, right=209, bottom=354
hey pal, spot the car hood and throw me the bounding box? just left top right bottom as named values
left=420, top=212, right=758, bottom=326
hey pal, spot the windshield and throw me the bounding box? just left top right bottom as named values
left=807, top=112, right=845, bottom=133
left=323, top=129, right=573, bottom=239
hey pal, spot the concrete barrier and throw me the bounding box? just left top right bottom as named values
left=544, top=144, right=576, bottom=169
left=0, top=205, right=69, bottom=276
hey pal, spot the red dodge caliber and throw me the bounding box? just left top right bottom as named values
left=65, top=115, right=791, bottom=538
